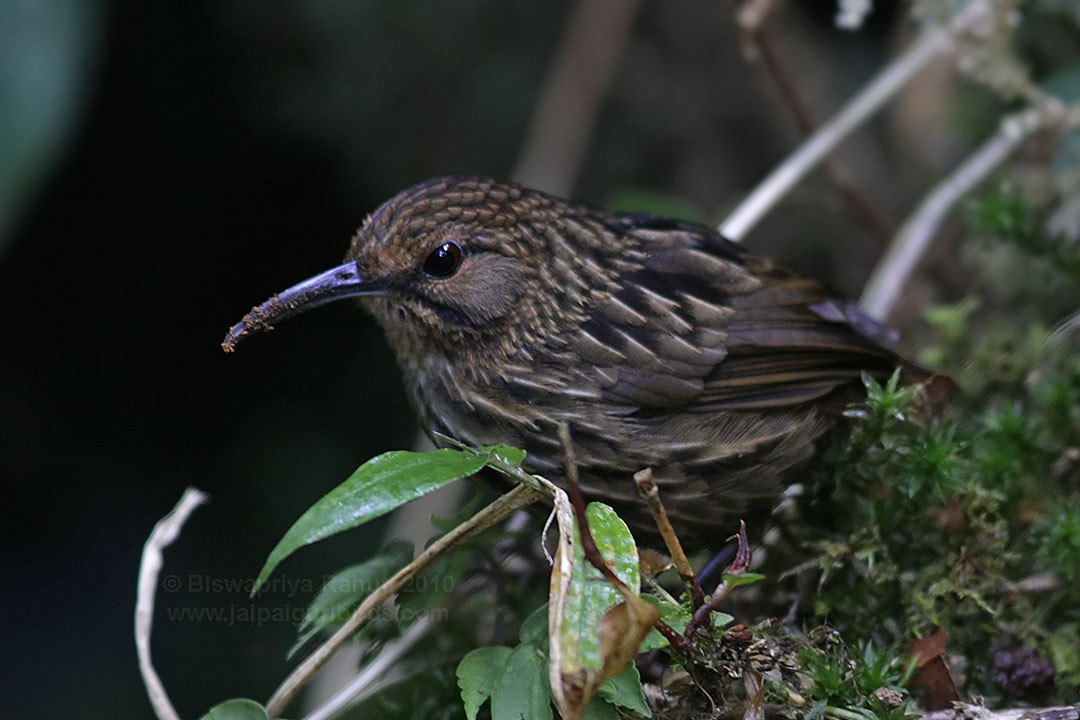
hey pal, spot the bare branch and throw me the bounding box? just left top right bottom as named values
left=135, top=487, right=209, bottom=720
left=633, top=468, right=705, bottom=607
left=301, top=618, right=433, bottom=720
left=266, top=484, right=543, bottom=718
left=720, top=0, right=991, bottom=242
left=513, top=0, right=641, bottom=194
left=859, top=107, right=1044, bottom=319
left=733, top=2, right=895, bottom=243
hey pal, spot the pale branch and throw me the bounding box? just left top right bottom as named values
left=512, top=0, right=641, bottom=196
left=859, top=107, right=1043, bottom=319
left=135, top=487, right=209, bottom=720
left=719, top=0, right=991, bottom=242
left=921, top=704, right=1078, bottom=720
left=265, top=483, right=543, bottom=718
left=301, top=618, right=433, bottom=720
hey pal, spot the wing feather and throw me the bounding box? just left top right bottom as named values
left=570, top=218, right=916, bottom=412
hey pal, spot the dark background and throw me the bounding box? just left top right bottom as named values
left=1, top=2, right=932, bottom=717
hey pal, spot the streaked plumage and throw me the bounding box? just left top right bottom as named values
left=225, top=177, right=925, bottom=549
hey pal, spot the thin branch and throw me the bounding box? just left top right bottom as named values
left=265, top=483, right=543, bottom=718
left=859, top=107, right=1044, bottom=319
left=512, top=0, right=641, bottom=195
left=633, top=468, right=705, bottom=607
left=557, top=424, right=687, bottom=652
left=301, top=618, right=433, bottom=720
left=135, top=487, right=209, bottom=720
left=745, top=20, right=817, bottom=136
left=686, top=521, right=751, bottom=638
left=735, top=3, right=895, bottom=243
left=720, top=0, right=991, bottom=242
left=557, top=423, right=624, bottom=591
left=921, top=705, right=1078, bottom=720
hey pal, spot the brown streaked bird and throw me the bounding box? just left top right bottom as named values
left=223, top=176, right=927, bottom=549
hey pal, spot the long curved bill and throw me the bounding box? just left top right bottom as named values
left=221, top=261, right=380, bottom=352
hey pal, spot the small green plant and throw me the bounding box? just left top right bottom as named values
left=787, top=320, right=1080, bottom=703
left=1033, top=502, right=1080, bottom=591
left=797, top=632, right=918, bottom=720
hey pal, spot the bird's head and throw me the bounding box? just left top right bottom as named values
left=222, top=177, right=624, bottom=362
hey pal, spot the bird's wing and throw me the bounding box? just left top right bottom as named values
left=572, top=217, right=911, bottom=412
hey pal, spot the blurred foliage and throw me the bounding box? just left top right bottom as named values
left=8, top=0, right=1080, bottom=717
left=0, top=0, right=102, bottom=248
left=193, top=0, right=1080, bottom=715
left=605, top=187, right=709, bottom=225
left=782, top=173, right=1080, bottom=705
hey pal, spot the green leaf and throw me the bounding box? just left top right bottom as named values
left=598, top=663, right=651, bottom=717
left=457, top=646, right=513, bottom=720
left=519, top=603, right=549, bottom=647
left=491, top=643, right=552, bottom=720
left=434, top=435, right=527, bottom=471
left=198, top=698, right=269, bottom=720
left=561, top=503, right=640, bottom=671
left=712, top=611, right=735, bottom=628
left=720, top=572, right=766, bottom=589
left=254, top=449, right=487, bottom=593
left=289, top=541, right=413, bottom=658
left=583, top=697, right=621, bottom=720
left=640, top=595, right=690, bottom=651
left=478, top=443, right=527, bottom=468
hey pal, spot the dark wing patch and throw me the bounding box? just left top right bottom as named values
left=573, top=221, right=910, bottom=413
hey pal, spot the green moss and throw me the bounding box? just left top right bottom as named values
left=779, top=178, right=1080, bottom=704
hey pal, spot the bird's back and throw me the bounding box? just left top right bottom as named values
left=408, top=196, right=920, bottom=549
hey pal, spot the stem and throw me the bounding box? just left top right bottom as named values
left=736, top=3, right=894, bottom=243
left=633, top=468, right=705, bottom=608
left=135, top=488, right=209, bottom=720
left=301, top=618, right=433, bottom=720
left=686, top=521, right=751, bottom=637
left=556, top=424, right=688, bottom=653
left=859, top=107, right=1043, bottom=319
left=720, top=0, right=991, bottom=241
left=265, top=483, right=543, bottom=718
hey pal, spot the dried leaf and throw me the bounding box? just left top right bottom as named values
left=907, top=628, right=960, bottom=710
left=548, top=503, right=657, bottom=720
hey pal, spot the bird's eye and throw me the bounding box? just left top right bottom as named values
left=422, top=241, right=463, bottom=279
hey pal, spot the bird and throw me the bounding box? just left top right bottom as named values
left=223, top=176, right=928, bottom=550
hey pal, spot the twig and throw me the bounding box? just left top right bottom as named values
left=686, top=521, right=751, bottom=638
left=135, top=487, right=210, bottom=720
left=921, top=705, right=1078, bottom=720
left=734, top=2, right=895, bottom=244
left=557, top=423, right=626, bottom=592
left=556, top=424, right=687, bottom=652
left=859, top=107, right=1044, bottom=319
left=512, top=0, right=641, bottom=195
left=301, top=617, right=433, bottom=720
left=265, top=483, right=543, bottom=718
left=632, top=468, right=705, bottom=607
left=741, top=16, right=816, bottom=136
left=720, top=0, right=991, bottom=241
